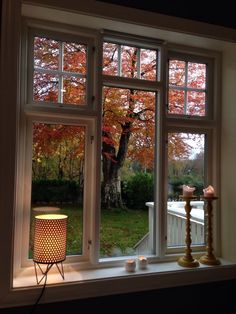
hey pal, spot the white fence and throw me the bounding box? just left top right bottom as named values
left=134, top=201, right=205, bottom=254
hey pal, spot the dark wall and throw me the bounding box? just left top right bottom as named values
left=1, top=279, right=236, bottom=313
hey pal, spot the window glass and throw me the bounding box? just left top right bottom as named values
left=33, top=36, right=87, bottom=106
left=29, top=122, right=85, bottom=258
left=103, top=42, right=157, bottom=81
left=167, top=132, right=205, bottom=247
left=100, top=87, right=156, bottom=257
left=168, top=59, right=207, bottom=116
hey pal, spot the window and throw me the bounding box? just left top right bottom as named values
left=100, top=35, right=160, bottom=258
left=168, top=58, right=207, bottom=116
left=14, top=20, right=219, bottom=278
left=28, top=30, right=94, bottom=108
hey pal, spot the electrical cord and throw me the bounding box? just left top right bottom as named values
left=30, top=271, right=48, bottom=314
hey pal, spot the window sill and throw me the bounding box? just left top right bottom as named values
left=5, top=258, right=236, bottom=308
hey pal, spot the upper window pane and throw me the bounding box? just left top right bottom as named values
left=187, top=62, right=206, bottom=89
left=103, top=42, right=157, bottom=81
left=63, top=42, right=87, bottom=74
left=169, top=60, right=185, bottom=87
left=33, top=36, right=87, bottom=106
left=34, top=37, right=59, bottom=70
left=168, top=58, right=207, bottom=117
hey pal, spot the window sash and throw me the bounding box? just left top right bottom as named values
left=15, top=116, right=95, bottom=268
left=27, top=28, right=95, bottom=109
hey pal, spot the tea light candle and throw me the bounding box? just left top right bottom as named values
left=183, top=185, right=195, bottom=197
left=138, top=256, right=148, bottom=269
left=203, top=185, right=215, bottom=197
left=125, top=259, right=136, bottom=272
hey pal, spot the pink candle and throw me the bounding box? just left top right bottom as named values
left=203, top=185, right=215, bottom=197
left=183, top=185, right=195, bottom=197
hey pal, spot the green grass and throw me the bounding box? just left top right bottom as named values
left=30, top=206, right=148, bottom=258
left=100, top=208, right=148, bottom=257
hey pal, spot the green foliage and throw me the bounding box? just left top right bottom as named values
left=32, top=180, right=80, bottom=204
left=122, top=172, right=154, bottom=209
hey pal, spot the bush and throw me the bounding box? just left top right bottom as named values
left=32, top=179, right=80, bottom=204
left=122, top=172, right=154, bottom=210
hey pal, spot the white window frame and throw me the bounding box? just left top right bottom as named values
left=163, top=47, right=221, bottom=256
left=15, top=19, right=221, bottom=271
left=14, top=19, right=99, bottom=272
left=100, top=31, right=163, bottom=259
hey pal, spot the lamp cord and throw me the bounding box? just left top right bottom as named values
left=30, top=271, right=48, bottom=314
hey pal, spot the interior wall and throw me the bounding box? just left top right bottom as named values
left=221, top=46, right=236, bottom=262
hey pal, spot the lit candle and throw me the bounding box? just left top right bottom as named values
left=138, top=256, right=148, bottom=269
left=183, top=185, right=195, bottom=197
left=125, top=259, right=136, bottom=272
left=203, top=185, right=215, bottom=197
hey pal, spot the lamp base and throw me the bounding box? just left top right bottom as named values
left=34, top=262, right=65, bottom=284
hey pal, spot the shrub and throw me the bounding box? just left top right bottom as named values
left=122, top=172, right=154, bottom=210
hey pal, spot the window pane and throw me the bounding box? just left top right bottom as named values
left=169, top=60, right=185, bottom=86
left=33, top=72, right=59, bottom=103
left=168, top=59, right=207, bottom=117
left=29, top=123, right=85, bottom=258
left=63, top=76, right=86, bottom=105
left=187, top=62, right=206, bottom=89
left=187, top=91, right=206, bottom=116
left=34, top=37, right=59, bottom=70
left=140, top=49, right=157, bottom=81
left=168, top=89, right=185, bottom=114
left=103, top=42, right=118, bottom=75
left=167, top=132, right=205, bottom=247
left=63, top=42, right=87, bottom=74
left=100, top=87, right=156, bottom=258
left=121, top=45, right=138, bottom=78
left=103, top=42, right=158, bottom=81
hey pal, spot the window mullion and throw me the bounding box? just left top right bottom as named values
left=58, top=41, right=63, bottom=103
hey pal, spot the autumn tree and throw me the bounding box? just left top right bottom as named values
left=32, top=37, right=206, bottom=208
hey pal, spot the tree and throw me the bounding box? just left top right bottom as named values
left=32, top=123, right=85, bottom=183
left=32, top=37, right=206, bottom=209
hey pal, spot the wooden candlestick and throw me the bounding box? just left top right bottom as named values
left=199, top=196, right=220, bottom=265
left=178, top=196, right=199, bottom=268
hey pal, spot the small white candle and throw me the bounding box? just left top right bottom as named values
left=203, top=185, right=215, bottom=197
left=138, top=256, right=148, bottom=269
left=183, top=185, right=195, bottom=197
left=125, top=259, right=136, bottom=272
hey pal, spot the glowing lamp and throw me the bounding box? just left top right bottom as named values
left=33, top=214, right=68, bottom=284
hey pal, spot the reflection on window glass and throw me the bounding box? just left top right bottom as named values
left=100, top=87, right=156, bottom=258
left=29, top=123, right=85, bottom=258
left=167, top=132, right=205, bottom=247
left=103, top=42, right=157, bottom=81
left=33, top=36, right=87, bottom=106
left=168, top=59, right=207, bottom=116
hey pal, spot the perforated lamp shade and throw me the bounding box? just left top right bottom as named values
left=33, top=214, right=68, bottom=264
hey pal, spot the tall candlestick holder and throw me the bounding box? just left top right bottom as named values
left=178, top=195, right=199, bottom=267
left=199, top=196, right=220, bottom=265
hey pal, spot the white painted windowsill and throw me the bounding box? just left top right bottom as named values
left=7, top=259, right=236, bottom=308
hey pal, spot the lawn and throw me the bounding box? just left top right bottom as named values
left=30, top=206, right=148, bottom=258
